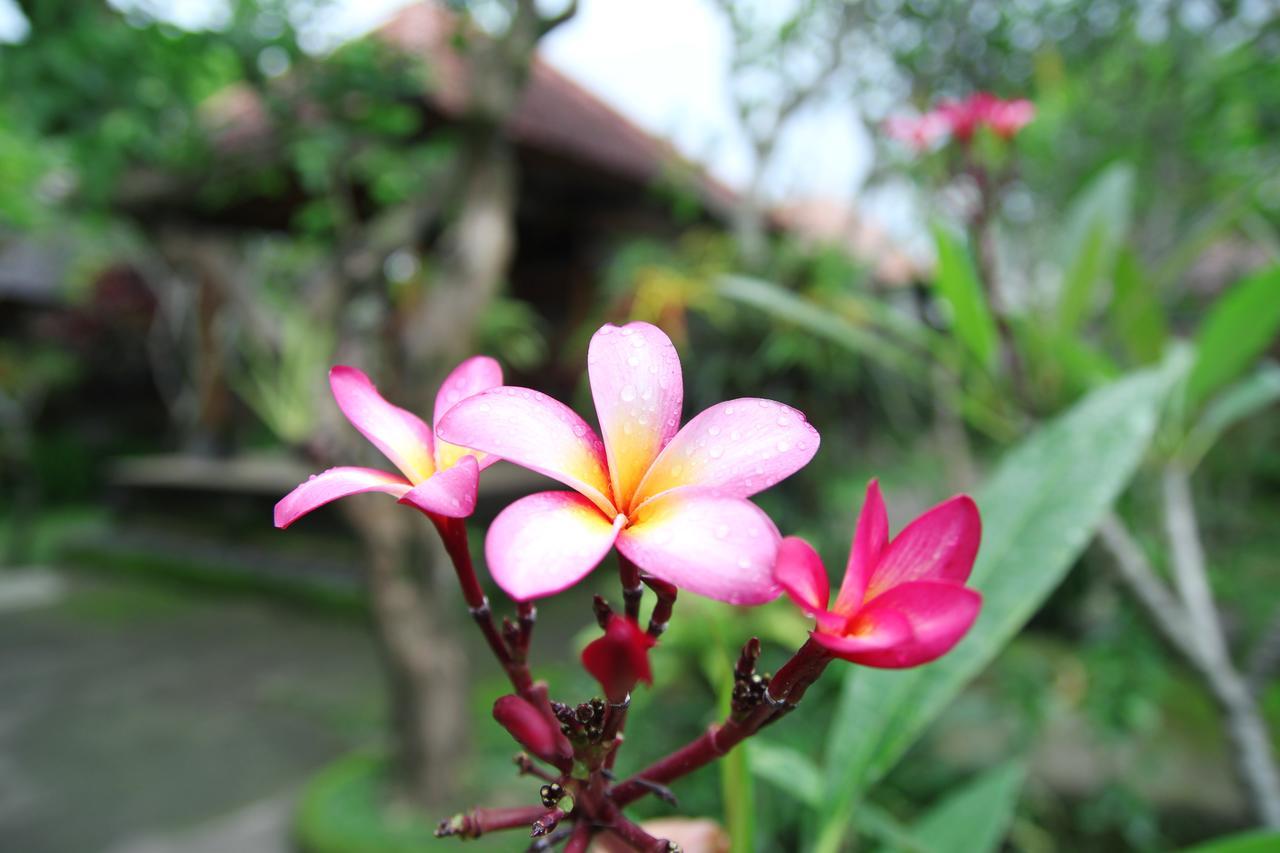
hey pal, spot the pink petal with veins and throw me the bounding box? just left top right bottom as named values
left=775, top=536, right=829, bottom=615
left=812, top=608, right=913, bottom=660
left=274, top=466, right=411, bottom=529
left=618, top=488, right=781, bottom=605
left=398, top=454, right=479, bottom=518
left=865, top=495, right=981, bottom=599
left=844, top=580, right=981, bottom=668
left=833, top=479, right=889, bottom=614
left=588, top=322, right=683, bottom=510
left=438, top=388, right=615, bottom=516
left=432, top=356, right=504, bottom=472
left=632, top=398, right=819, bottom=509
left=484, top=491, right=623, bottom=601
left=329, top=366, right=435, bottom=483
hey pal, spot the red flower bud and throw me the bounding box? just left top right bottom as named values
left=581, top=615, right=656, bottom=703
left=492, top=695, right=572, bottom=768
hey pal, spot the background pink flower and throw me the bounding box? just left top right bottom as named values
left=775, top=479, right=982, bottom=668
left=274, top=357, right=502, bottom=527
left=437, top=321, right=820, bottom=604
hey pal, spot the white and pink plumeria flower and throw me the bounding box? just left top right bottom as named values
left=274, top=357, right=503, bottom=528
left=437, top=321, right=820, bottom=604
left=775, top=479, right=982, bottom=668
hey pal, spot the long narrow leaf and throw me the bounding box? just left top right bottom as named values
left=811, top=352, right=1188, bottom=852
left=1055, top=162, right=1135, bottom=332
left=716, top=274, right=931, bottom=382
left=908, top=760, right=1026, bottom=853
left=1181, top=362, right=1280, bottom=467
left=1185, top=265, right=1280, bottom=410
left=931, top=224, right=998, bottom=370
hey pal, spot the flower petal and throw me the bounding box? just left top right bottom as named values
left=617, top=489, right=781, bottom=605
left=865, top=495, right=981, bottom=599
left=775, top=536, right=829, bottom=615
left=485, top=491, right=623, bottom=601
left=437, top=388, right=615, bottom=515
left=588, top=322, right=683, bottom=510
left=433, top=356, right=504, bottom=472
left=833, top=479, right=889, bottom=615
left=632, top=398, right=819, bottom=508
left=811, top=608, right=912, bottom=661
left=397, top=454, right=479, bottom=518
left=330, top=366, right=435, bottom=483
left=845, top=580, right=981, bottom=668
left=274, top=467, right=411, bottom=528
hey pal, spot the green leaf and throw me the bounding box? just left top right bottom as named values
left=1186, top=265, right=1280, bottom=410
left=716, top=274, right=931, bottom=382
left=1055, top=162, right=1135, bottom=332
left=931, top=224, right=999, bottom=370
left=747, top=740, right=824, bottom=808
left=811, top=353, right=1189, bottom=853
left=1109, top=247, right=1169, bottom=365
left=1183, top=831, right=1280, bottom=853
left=1181, top=362, right=1280, bottom=467
left=908, top=760, right=1026, bottom=853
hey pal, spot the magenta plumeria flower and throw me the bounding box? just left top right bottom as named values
left=274, top=358, right=503, bottom=527
left=889, top=92, right=1035, bottom=149
left=775, top=479, right=982, bottom=668
left=437, top=322, right=820, bottom=604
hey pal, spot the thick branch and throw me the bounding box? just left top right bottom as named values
left=1099, top=511, right=1280, bottom=826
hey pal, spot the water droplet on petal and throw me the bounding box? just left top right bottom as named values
left=708, top=426, right=721, bottom=437
left=715, top=524, right=729, bottom=539
left=628, top=355, right=640, bottom=367
left=621, top=384, right=637, bottom=402
left=725, top=405, right=736, bottom=415
left=709, top=446, right=724, bottom=459
left=572, top=423, right=587, bottom=438
left=630, top=336, right=645, bottom=348
left=776, top=440, right=790, bottom=452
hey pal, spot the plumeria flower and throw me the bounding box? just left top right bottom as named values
left=437, top=322, right=820, bottom=604
left=983, top=97, right=1035, bottom=138
left=775, top=479, right=982, bottom=668
left=274, top=358, right=503, bottom=528
left=884, top=111, right=950, bottom=150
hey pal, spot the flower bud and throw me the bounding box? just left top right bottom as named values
left=492, top=695, right=572, bottom=768
left=581, top=615, right=656, bottom=703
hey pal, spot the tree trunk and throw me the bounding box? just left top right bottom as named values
left=347, top=498, right=467, bottom=807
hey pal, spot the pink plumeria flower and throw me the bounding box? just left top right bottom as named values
left=884, top=111, right=950, bottom=150
left=437, top=322, right=820, bottom=604
left=775, top=479, right=982, bottom=668
left=984, top=97, right=1035, bottom=138
left=274, top=358, right=503, bottom=528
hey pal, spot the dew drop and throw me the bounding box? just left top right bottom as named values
left=479, top=402, right=491, bottom=413
left=776, top=440, right=791, bottom=452
left=725, top=405, right=736, bottom=415
left=737, top=558, right=752, bottom=570
left=715, top=524, right=729, bottom=540
left=621, top=384, right=637, bottom=402
left=630, top=336, right=646, bottom=348
left=572, top=423, right=587, bottom=438
left=776, top=415, right=789, bottom=427
left=730, top=430, right=740, bottom=441
left=709, top=446, right=724, bottom=459
left=627, top=355, right=640, bottom=367
left=599, top=326, right=614, bottom=335
left=708, top=426, right=721, bottom=437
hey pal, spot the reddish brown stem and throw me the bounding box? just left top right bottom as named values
left=564, top=822, right=593, bottom=853
left=609, top=638, right=832, bottom=806
left=610, top=813, right=671, bottom=851
left=619, top=554, right=643, bottom=621
left=642, top=575, right=677, bottom=637
left=435, top=805, right=548, bottom=839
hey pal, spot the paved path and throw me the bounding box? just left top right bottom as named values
left=0, top=569, right=383, bottom=853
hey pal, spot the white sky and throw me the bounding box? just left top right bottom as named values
left=0, top=0, right=875, bottom=204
